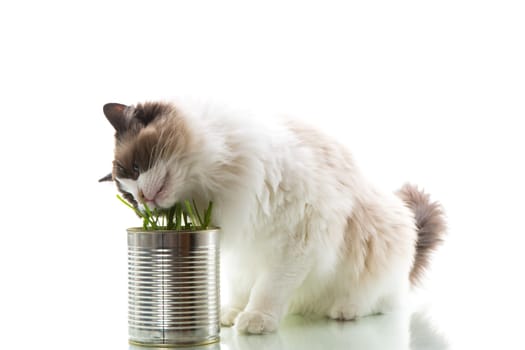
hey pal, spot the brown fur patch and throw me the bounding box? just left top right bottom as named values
left=133, top=102, right=172, bottom=126
left=285, top=120, right=357, bottom=174
left=397, top=183, right=447, bottom=285
left=345, top=200, right=397, bottom=278
left=111, top=101, right=192, bottom=180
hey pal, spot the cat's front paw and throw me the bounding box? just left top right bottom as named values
left=236, top=310, right=279, bottom=334
left=221, top=306, right=242, bottom=327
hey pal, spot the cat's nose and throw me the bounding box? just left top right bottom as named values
left=138, top=189, right=156, bottom=204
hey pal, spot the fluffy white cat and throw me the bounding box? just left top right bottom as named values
left=101, top=100, right=445, bottom=334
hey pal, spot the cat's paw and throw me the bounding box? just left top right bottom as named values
left=235, top=310, right=279, bottom=334
left=221, top=306, right=242, bottom=327
left=328, top=303, right=358, bottom=321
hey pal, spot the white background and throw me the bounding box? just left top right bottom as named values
left=1, top=1, right=524, bottom=349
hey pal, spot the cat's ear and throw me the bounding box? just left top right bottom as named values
left=103, top=103, right=132, bottom=133
left=98, top=173, right=113, bottom=182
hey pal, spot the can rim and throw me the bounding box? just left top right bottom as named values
left=127, top=227, right=220, bottom=234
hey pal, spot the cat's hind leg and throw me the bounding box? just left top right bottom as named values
left=327, top=279, right=408, bottom=321
left=327, top=295, right=382, bottom=321
left=328, top=298, right=360, bottom=321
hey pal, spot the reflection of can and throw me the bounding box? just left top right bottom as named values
left=127, top=228, right=220, bottom=347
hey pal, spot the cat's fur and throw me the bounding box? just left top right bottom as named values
left=101, top=100, right=446, bottom=334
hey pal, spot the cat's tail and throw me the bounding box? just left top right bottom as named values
left=396, top=183, right=447, bottom=285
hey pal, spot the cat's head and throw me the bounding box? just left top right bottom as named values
left=100, top=102, right=194, bottom=210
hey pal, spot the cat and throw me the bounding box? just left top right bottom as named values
left=100, top=100, right=446, bottom=334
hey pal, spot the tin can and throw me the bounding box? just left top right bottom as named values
left=127, top=228, right=220, bottom=347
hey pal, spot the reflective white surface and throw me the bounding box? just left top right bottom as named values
left=218, top=312, right=445, bottom=350
left=127, top=310, right=447, bottom=350
left=1, top=1, right=524, bottom=349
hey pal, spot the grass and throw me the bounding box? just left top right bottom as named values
left=117, top=195, right=214, bottom=231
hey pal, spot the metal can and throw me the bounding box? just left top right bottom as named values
left=127, top=228, right=220, bottom=347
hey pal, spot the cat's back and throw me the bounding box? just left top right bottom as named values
left=177, top=99, right=362, bottom=202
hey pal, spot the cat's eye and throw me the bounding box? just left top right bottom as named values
left=132, top=163, right=139, bottom=173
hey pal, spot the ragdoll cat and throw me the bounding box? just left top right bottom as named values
left=100, top=100, right=446, bottom=334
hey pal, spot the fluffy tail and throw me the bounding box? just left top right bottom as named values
left=397, top=183, right=447, bottom=285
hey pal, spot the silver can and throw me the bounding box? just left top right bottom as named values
left=127, top=228, right=220, bottom=347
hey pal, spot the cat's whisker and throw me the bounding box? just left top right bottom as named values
left=156, top=128, right=170, bottom=162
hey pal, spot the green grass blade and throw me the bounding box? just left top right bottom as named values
left=193, top=200, right=203, bottom=228
left=175, top=204, right=182, bottom=230
left=184, top=199, right=200, bottom=228
left=116, top=194, right=143, bottom=217
left=203, top=201, right=214, bottom=229
left=143, top=203, right=158, bottom=230
left=167, top=207, right=176, bottom=230
left=183, top=211, right=190, bottom=229
left=118, top=194, right=214, bottom=231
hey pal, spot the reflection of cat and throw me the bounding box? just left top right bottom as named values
left=102, top=100, right=446, bottom=334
